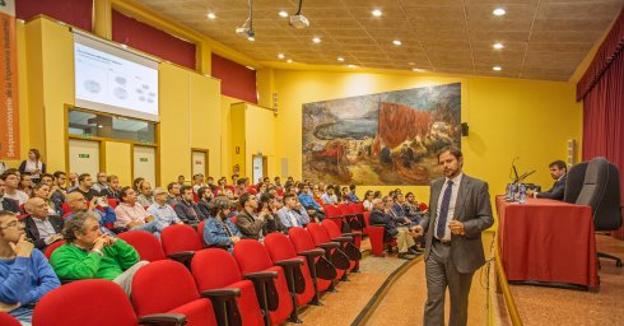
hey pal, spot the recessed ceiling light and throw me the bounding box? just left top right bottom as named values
left=493, top=42, right=504, bottom=50
left=206, top=12, right=217, bottom=20
left=347, top=64, right=358, bottom=68
left=287, top=59, right=293, bottom=63
left=493, top=8, right=506, bottom=16
left=247, top=36, right=255, bottom=42
left=277, top=53, right=285, bottom=59
left=412, top=68, right=426, bottom=72
left=337, top=57, right=345, bottom=62
left=312, top=37, right=321, bottom=44
left=245, top=65, right=255, bottom=70
left=408, top=62, right=415, bottom=66
left=278, top=10, right=288, bottom=18
left=371, top=9, right=383, bottom=17
left=492, top=66, right=502, bottom=71
left=392, top=39, right=402, bottom=46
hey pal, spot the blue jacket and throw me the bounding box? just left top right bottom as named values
left=0, top=249, right=60, bottom=306
left=298, top=193, right=320, bottom=210
left=203, top=217, right=242, bottom=249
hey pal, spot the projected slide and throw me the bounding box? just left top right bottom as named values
left=74, top=41, right=158, bottom=121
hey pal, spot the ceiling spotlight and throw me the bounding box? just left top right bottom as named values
left=278, top=10, right=288, bottom=18
left=337, top=57, right=345, bottom=62
left=236, top=0, right=255, bottom=40
left=392, top=39, right=402, bottom=46
left=247, top=35, right=255, bottom=42
left=289, top=0, right=310, bottom=29
left=493, top=8, right=506, bottom=16
left=347, top=64, right=358, bottom=68
left=245, top=66, right=256, bottom=70
left=287, top=59, right=293, bottom=63
left=493, top=66, right=502, bottom=71
left=493, top=42, right=504, bottom=50
left=277, top=53, right=285, bottom=59
left=408, top=62, right=415, bottom=66
left=312, top=36, right=321, bottom=44
left=371, top=9, right=383, bottom=17
left=412, top=68, right=426, bottom=72
left=206, top=12, right=217, bottom=20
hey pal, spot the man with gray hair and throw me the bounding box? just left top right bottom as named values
left=50, top=211, right=147, bottom=295
left=23, top=197, right=64, bottom=250
left=370, top=197, right=420, bottom=260
left=147, top=187, right=183, bottom=237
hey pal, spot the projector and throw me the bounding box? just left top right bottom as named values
left=235, top=19, right=252, bottom=37
left=289, top=14, right=310, bottom=29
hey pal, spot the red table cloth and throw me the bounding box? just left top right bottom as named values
left=496, top=196, right=598, bottom=288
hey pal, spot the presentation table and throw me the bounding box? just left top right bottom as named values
left=496, top=196, right=599, bottom=289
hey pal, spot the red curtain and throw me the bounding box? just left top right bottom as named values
left=578, top=9, right=624, bottom=239
left=211, top=53, right=258, bottom=104
left=16, top=0, right=93, bottom=31
left=112, top=10, right=196, bottom=70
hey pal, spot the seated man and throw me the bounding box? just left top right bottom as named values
left=136, top=180, right=154, bottom=207
left=370, top=198, right=419, bottom=260
left=0, top=210, right=60, bottom=325
left=166, top=182, right=181, bottom=206
left=114, top=187, right=158, bottom=233
left=236, top=193, right=276, bottom=240
left=50, top=211, right=147, bottom=295
left=71, top=173, right=101, bottom=201
left=277, top=193, right=308, bottom=229
left=23, top=198, right=64, bottom=250
left=0, top=178, right=20, bottom=213
left=174, top=186, right=205, bottom=226
left=1, top=172, right=28, bottom=206
left=146, top=188, right=183, bottom=237
left=297, top=183, right=325, bottom=220
left=534, top=160, right=568, bottom=200
left=65, top=192, right=118, bottom=234
left=203, top=197, right=241, bottom=251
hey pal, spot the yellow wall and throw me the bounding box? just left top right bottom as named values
left=244, top=103, right=279, bottom=181
left=272, top=70, right=583, bottom=203
left=104, top=141, right=131, bottom=185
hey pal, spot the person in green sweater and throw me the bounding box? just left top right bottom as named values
left=50, top=211, right=147, bottom=295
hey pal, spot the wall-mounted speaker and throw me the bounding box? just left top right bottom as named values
left=461, top=122, right=469, bottom=137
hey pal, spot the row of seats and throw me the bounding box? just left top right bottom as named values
left=12, top=220, right=362, bottom=326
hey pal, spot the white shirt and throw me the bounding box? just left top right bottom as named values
left=434, top=173, right=463, bottom=241
left=5, top=190, right=29, bottom=206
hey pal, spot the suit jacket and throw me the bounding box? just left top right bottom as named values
left=537, top=174, right=567, bottom=200
left=236, top=210, right=266, bottom=240
left=420, top=174, right=493, bottom=273
left=24, top=215, right=64, bottom=250
left=0, top=197, right=20, bottom=213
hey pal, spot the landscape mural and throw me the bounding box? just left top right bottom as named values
left=302, top=83, right=461, bottom=185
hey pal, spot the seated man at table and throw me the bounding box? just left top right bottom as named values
left=534, top=160, right=567, bottom=200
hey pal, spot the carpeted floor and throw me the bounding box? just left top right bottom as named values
left=510, top=235, right=624, bottom=325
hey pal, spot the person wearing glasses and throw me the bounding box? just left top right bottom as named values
left=0, top=210, right=60, bottom=325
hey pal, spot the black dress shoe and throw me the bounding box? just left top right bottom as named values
left=398, top=253, right=415, bottom=260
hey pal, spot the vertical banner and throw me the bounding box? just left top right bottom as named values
left=0, top=0, right=19, bottom=159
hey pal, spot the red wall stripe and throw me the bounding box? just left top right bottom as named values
left=16, top=0, right=93, bottom=31
left=112, top=10, right=196, bottom=70
left=211, top=53, right=257, bottom=104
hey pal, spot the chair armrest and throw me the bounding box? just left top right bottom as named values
left=60, top=279, right=76, bottom=285
left=317, top=242, right=340, bottom=249
left=167, top=251, right=195, bottom=262
left=371, top=223, right=386, bottom=227
left=298, top=248, right=325, bottom=258
left=341, top=232, right=362, bottom=238
left=331, top=236, right=353, bottom=243
left=243, top=271, right=278, bottom=281
left=200, top=288, right=241, bottom=300
left=138, top=313, right=187, bottom=326
left=274, top=257, right=304, bottom=268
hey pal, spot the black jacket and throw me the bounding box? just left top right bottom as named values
left=174, top=200, right=205, bottom=225
left=23, top=215, right=64, bottom=250
left=370, top=208, right=399, bottom=241
left=0, top=197, right=20, bottom=213
left=537, top=174, right=567, bottom=200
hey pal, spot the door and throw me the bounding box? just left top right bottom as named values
left=68, top=139, right=100, bottom=177
left=133, top=146, right=156, bottom=186
left=192, top=150, right=208, bottom=177
left=252, top=155, right=268, bottom=184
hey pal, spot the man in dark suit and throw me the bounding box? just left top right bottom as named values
left=23, top=197, right=64, bottom=250
left=535, top=160, right=567, bottom=200
left=414, top=147, right=493, bottom=326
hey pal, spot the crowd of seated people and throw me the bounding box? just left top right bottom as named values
left=0, top=154, right=430, bottom=325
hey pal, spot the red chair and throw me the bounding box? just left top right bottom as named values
left=33, top=279, right=186, bottom=326
left=61, top=202, right=71, bottom=216
left=118, top=230, right=166, bottom=262
left=131, top=260, right=218, bottom=326
left=191, top=249, right=264, bottom=326
left=307, top=223, right=351, bottom=280
left=0, top=313, right=20, bottom=326
left=44, top=240, right=66, bottom=259
left=321, top=219, right=362, bottom=272
left=264, top=233, right=317, bottom=307
left=107, top=198, right=119, bottom=208
left=160, top=224, right=203, bottom=266
left=233, top=240, right=295, bottom=325
left=197, top=220, right=208, bottom=247
left=287, top=227, right=335, bottom=293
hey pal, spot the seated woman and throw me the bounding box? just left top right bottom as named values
left=203, top=197, right=242, bottom=251
left=362, top=190, right=375, bottom=211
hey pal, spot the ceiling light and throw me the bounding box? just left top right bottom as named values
left=347, top=64, right=358, bottom=68
left=245, top=66, right=256, bottom=70
left=337, top=57, right=345, bottom=62
left=371, top=9, right=383, bottom=17
left=277, top=53, right=285, bottom=59
left=412, top=68, right=426, bottom=72
left=493, top=8, right=506, bottom=16
left=206, top=12, right=217, bottom=20
left=408, top=62, right=415, bottom=66
left=287, top=59, right=293, bottom=63
left=493, top=42, right=504, bottom=50
left=289, top=0, right=310, bottom=29
left=278, top=10, right=288, bottom=18
left=312, top=36, right=321, bottom=44
left=492, top=66, right=502, bottom=71
left=247, top=35, right=255, bottom=42
left=392, top=39, right=402, bottom=46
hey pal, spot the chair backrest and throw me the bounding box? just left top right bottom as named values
left=44, top=240, right=66, bottom=259
left=287, top=227, right=316, bottom=252
left=307, top=223, right=331, bottom=245
left=264, top=233, right=298, bottom=262
left=131, top=260, right=200, bottom=317
left=197, top=220, right=208, bottom=247
left=160, top=224, right=203, bottom=255
left=33, top=279, right=138, bottom=326
left=576, top=158, right=609, bottom=209
left=0, top=312, right=21, bottom=326
left=336, top=204, right=350, bottom=216
left=117, top=231, right=166, bottom=262
left=321, top=219, right=342, bottom=238
left=232, top=239, right=274, bottom=273
left=322, top=205, right=338, bottom=218
left=564, top=162, right=589, bottom=203
left=191, top=248, right=243, bottom=291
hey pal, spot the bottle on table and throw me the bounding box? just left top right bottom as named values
left=518, top=184, right=527, bottom=204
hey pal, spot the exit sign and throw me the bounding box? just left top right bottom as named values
left=139, top=158, right=148, bottom=162
left=78, top=154, right=90, bottom=159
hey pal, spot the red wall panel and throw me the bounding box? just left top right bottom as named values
left=211, top=53, right=257, bottom=104
left=112, top=10, right=196, bottom=70
left=16, top=0, right=93, bottom=31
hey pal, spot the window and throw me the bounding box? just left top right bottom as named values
left=68, top=108, right=156, bottom=144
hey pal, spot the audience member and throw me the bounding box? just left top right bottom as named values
left=321, top=185, right=338, bottom=205
left=166, top=182, right=181, bottom=206
left=363, top=190, right=375, bottom=211
left=73, top=173, right=100, bottom=201
left=370, top=198, right=419, bottom=260
left=114, top=187, right=158, bottom=233
left=236, top=193, right=270, bottom=240
left=18, top=149, right=46, bottom=183
left=136, top=180, right=154, bottom=207
left=31, top=183, right=61, bottom=216
left=1, top=172, right=28, bottom=205
left=92, top=172, right=109, bottom=194
left=50, top=171, right=67, bottom=211
left=23, top=198, right=64, bottom=250
left=277, top=193, right=307, bottom=229
left=132, top=177, right=145, bottom=192
left=203, top=197, right=241, bottom=251
left=64, top=192, right=116, bottom=236
left=67, top=172, right=79, bottom=192
left=258, top=193, right=284, bottom=234
left=197, top=186, right=213, bottom=218
left=106, top=175, right=122, bottom=200
left=146, top=188, right=182, bottom=237
left=177, top=175, right=185, bottom=186
left=174, top=185, right=204, bottom=226
left=0, top=179, right=20, bottom=213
